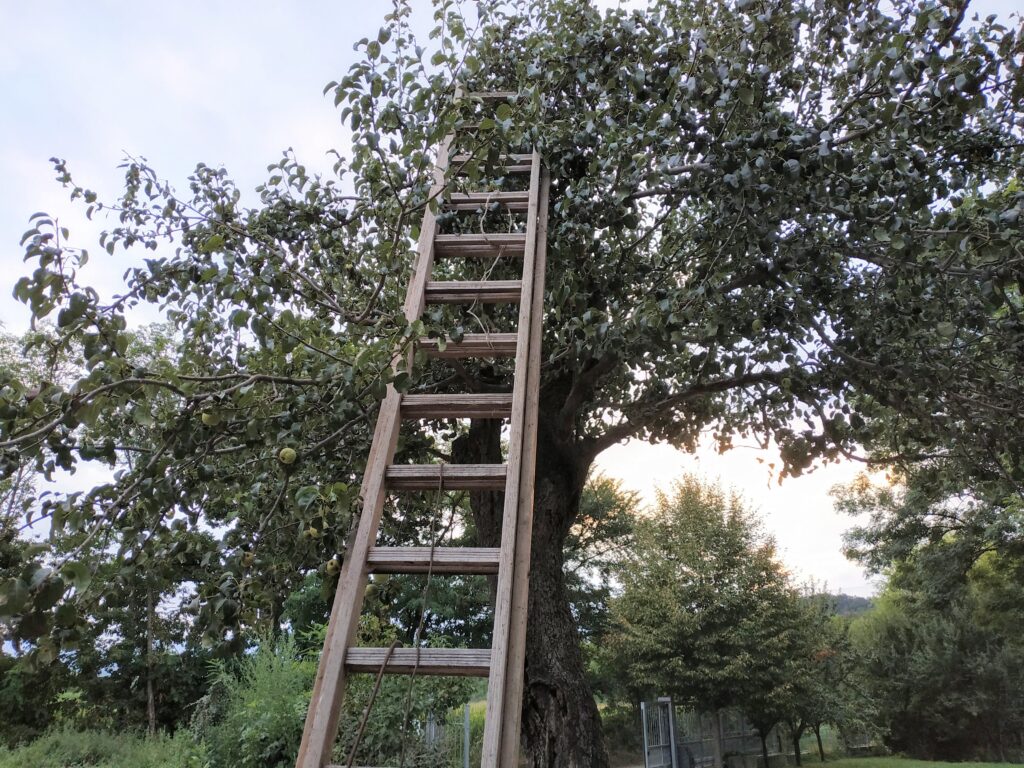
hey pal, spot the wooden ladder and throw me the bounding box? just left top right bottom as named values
left=296, top=91, right=550, bottom=768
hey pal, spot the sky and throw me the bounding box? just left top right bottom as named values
left=0, top=0, right=1018, bottom=597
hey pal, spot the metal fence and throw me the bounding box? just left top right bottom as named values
left=642, top=698, right=679, bottom=768
left=641, top=699, right=807, bottom=768
left=422, top=704, right=474, bottom=768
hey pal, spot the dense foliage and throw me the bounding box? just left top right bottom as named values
left=604, top=476, right=860, bottom=767
left=0, top=729, right=204, bottom=768
left=851, top=572, right=1024, bottom=762
left=839, top=470, right=1024, bottom=762
left=607, top=478, right=798, bottom=711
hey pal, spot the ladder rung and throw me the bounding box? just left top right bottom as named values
left=385, top=463, right=507, bottom=490
left=367, top=546, right=501, bottom=574
left=345, top=647, right=491, bottom=677
left=425, top=280, right=522, bottom=304
left=444, top=191, right=530, bottom=211
left=450, top=153, right=533, bottom=175
left=401, top=393, right=513, bottom=419
left=434, top=233, right=527, bottom=258
left=418, top=333, right=517, bottom=358
left=466, top=91, right=518, bottom=101
left=452, top=153, right=532, bottom=164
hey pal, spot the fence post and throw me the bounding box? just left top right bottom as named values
left=463, top=703, right=471, bottom=768
left=661, top=697, right=679, bottom=768
left=641, top=701, right=651, bottom=768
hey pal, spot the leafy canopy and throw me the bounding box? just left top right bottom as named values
left=606, top=475, right=801, bottom=713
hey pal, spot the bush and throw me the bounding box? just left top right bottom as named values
left=194, top=634, right=315, bottom=768
left=191, top=624, right=476, bottom=768
left=0, top=653, right=67, bottom=746
left=0, top=728, right=204, bottom=768
left=601, top=703, right=642, bottom=754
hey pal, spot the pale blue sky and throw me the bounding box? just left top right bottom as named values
left=1, top=0, right=1018, bottom=595
left=0, top=1, right=392, bottom=329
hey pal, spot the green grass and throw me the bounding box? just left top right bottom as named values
left=828, top=758, right=1024, bottom=768
left=0, top=728, right=205, bottom=768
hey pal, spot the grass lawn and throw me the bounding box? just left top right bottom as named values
left=828, top=759, right=1024, bottom=768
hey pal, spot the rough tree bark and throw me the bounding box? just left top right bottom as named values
left=454, top=405, right=607, bottom=768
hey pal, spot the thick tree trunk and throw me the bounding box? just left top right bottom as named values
left=455, top=416, right=607, bottom=768
left=520, top=451, right=607, bottom=768
left=760, top=733, right=771, bottom=768
left=814, top=724, right=825, bottom=762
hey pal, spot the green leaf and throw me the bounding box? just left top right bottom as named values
left=201, top=234, right=225, bottom=253
left=0, top=579, right=29, bottom=615
left=35, top=576, right=66, bottom=611
left=295, top=485, right=320, bottom=510
left=55, top=602, right=78, bottom=627
left=133, top=407, right=154, bottom=427
left=392, top=371, right=412, bottom=392
left=29, top=567, right=53, bottom=590
left=231, top=309, right=250, bottom=329
left=61, top=561, right=92, bottom=592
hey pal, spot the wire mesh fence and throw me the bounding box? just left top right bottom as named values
left=640, top=698, right=875, bottom=768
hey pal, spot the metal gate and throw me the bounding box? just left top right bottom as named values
left=641, top=697, right=679, bottom=768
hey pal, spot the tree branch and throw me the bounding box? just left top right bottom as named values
left=583, top=370, right=781, bottom=459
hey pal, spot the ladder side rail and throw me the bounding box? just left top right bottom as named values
left=498, top=161, right=550, bottom=767
left=480, top=149, right=544, bottom=767
left=295, top=135, right=453, bottom=768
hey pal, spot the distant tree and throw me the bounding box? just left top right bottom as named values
left=829, top=593, right=873, bottom=619
left=849, top=551, right=1024, bottom=761
left=607, top=475, right=802, bottom=768
left=564, top=474, right=636, bottom=639
left=783, top=594, right=862, bottom=764
left=836, top=404, right=1024, bottom=759
left=838, top=468, right=1023, bottom=583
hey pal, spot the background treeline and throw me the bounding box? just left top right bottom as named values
left=592, top=475, right=1024, bottom=765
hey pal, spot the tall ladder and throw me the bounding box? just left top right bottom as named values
left=296, top=91, right=550, bottom=768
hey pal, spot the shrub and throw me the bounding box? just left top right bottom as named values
left=601, top=703, right=643, bottom=754
left=193, top=624, right=476, bottom=768
left=195, top=634, right=315, bottom=768
left=0, top=728, right=204, bottom=768
left=0, top=653, right=67, bottom=746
